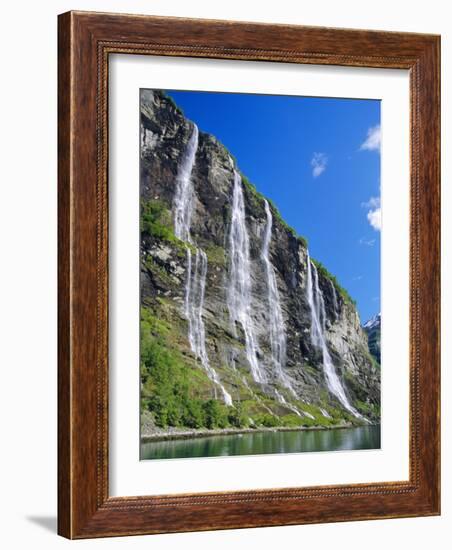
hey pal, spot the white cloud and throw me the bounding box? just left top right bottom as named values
left=367, top=208, right=381, bottom=231
left=360, top=125, right=381, bottom=152
left=361, top=196, right=380, bottom=209
left=311, top=152, right=328, bottom=178
left=361, top=196, right=381, bottom=231
left=359, top=237, right=376, bottom=246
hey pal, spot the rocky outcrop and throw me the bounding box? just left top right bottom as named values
left=140, top=90, right=380, bottom=429
left=364, top=313, right=381, bottom=365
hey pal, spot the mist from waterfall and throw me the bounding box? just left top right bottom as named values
left=227, top=170, right=265, bottom=383
left=305, top=251, right=363, bottom=419
left=262, top=200, right=297, bottom=396
left=173, top=124, right=232, bottom=405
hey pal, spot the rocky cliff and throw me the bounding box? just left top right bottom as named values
left=140, top=90, right=380, bottom=433
left=364, top=313, right=381, bottom=365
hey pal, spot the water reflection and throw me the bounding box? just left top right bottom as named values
left=141, top=425, right=381, bottom=460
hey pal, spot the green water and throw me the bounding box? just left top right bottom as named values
left=141, top=425, right=380, bottom=460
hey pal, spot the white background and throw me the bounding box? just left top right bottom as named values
left=110, top=56, right=409, bottom=496
left=0, top=1, right=449, bottom=549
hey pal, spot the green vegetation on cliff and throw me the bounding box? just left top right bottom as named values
left=141, top=199, right=176, bottom=243
left=161, top=91, right=184, bottom=116
left=240, top=172, right=309, bottom=248
left=141, top=307, right=233, bottom=429
left=311, top=258, right=356, bottom=306
left=141, top=199, right=191, bottom=257
left=140, top=306, right=352, bottom=431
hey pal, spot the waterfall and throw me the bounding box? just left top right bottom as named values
left=174, top=125, right=198, bottom=243
left=186, top=249, right=233, bottom=405
left=274, top=389, right=303, bottom=417
left=329, top=279, right=339, bottom=318
left=173, top=125, right=232, bottom=406
left=227, top=170, right=265, bottom=383
left=184, top=247, right=192, bottom=325
left=242, top=372, right=275, bottom=417
left=305, top=251, right=363, bottom=419
left=262, top=200, right=297, bottom=396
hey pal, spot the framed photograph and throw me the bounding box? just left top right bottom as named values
left=58, top=11, right=440, bottom=538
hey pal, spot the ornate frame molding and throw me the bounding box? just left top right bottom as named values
left=58, top=11, right=440, bottom=538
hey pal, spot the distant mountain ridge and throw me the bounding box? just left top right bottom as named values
left=363, top=313, right=381, bottom=365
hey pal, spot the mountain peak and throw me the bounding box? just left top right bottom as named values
left=363, top=313, right=381, bottom=330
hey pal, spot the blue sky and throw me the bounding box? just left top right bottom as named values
left=167, top=90, right=381, bottom=323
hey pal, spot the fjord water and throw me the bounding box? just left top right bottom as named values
left=141, top=425, right=381, bottom=460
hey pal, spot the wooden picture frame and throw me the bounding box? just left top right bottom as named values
left=58, top=10, right=440, bottom=539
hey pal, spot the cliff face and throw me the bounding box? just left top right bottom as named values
left=140, top=90, right=380, bottom=431
left=364, top=314, right=381, bottom=365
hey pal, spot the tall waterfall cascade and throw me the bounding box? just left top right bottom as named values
left=173, top=125, right=232, bottom=405
left=227, top=170, right=265, bottom=383
left=305, top=251, right=363, bottom=419
left=174, top=126, right=198, bottom=243
left=262, top=200, right=297, bottom=396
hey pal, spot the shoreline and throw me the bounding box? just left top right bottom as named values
left=140, top=423, right=378, bottom=443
